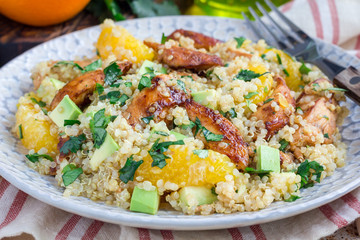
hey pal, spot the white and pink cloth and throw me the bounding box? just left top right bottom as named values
left=1, top=0, right=360, bottom=239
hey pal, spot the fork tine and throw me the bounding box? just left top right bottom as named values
left=255, top=2, right=295, bottom=48
left=248, top=7, right=286, bottom=49
left=241, top=12, right=262, bottom=40
left=264, top=0, right=309, bottom=40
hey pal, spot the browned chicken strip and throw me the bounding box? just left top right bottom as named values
left=124, top=74, right=188, bottom=127
left=144, top=41, right=223, bottom=71
left=184, top=99, right=249, bottom=170
left=50, top=61, right=132, bottom=110
left=167, top=29, right=222, bottom=50
left=252, top=76, right=295, bottom=140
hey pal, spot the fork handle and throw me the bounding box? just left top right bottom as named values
left=333, top=66, right=360, bottom=105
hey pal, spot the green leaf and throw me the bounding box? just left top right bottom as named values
left=154, top=131, right=169, bottom=136
left=179, top=121, right=196, bottom=130
left=62, top=163, right=77, bottom=173
left=279, top=139, right=289, bottom=152
left=149, top=139, right=184, bottom=168
left=30, top=97, right=48, bottom=115
left=283, top=69, right=290, bottom=77
left=193, top=149, right=209, bottom=159
left=260, top=53, right=267, bottom=59
left=119, top=94, right=129, bottom=106
left=264, top=86, right=269, bottom=93
left=276, top=54, right=282, bottom=65
left=64, top=120, right=81, bottom=126
left=60, top=134, right=86, bottom=155
left=244, top=91, right=258, bottom=99
left=54, top=61, right=83, bottom=71
left=62, top=164, right=83, bottom=186
left=25, top=153, right=53, bottom=163
left=138, top=75, right=152, bottom=91
left=202, top=128, right=224, bottom=141
left=89, top=109, right=112, bottom=148
left=95, top=83, right=104, bottom=95
left=299, top=62, right=311, bottom=75
left=296, top=159, right=324, bottom=188
left=323, top=115, right=329, bottom=120
left=284, top=195, right=300, bottom=202
left=104, top=0, right=125, bottom=20
left=221, top=108, right=237, bottom=119
left=104, top=62, right=123, bottom=86
left=119, top=155, right=143, bottom=183
left=82, top=59, right=102, bottom=73
left=141, top=115, right=154, bottom=124
left=245, top=167, right=272, bottom=175
left=130, top=0, right=180, bottom=18
left=99, top=91, right=121, bottom=104
left=322, top=87, right=347, bottom=92
left=263, top=98, right=274, bottom=104
left=124, top=82, right=132, bottom=87
left=19, top=124, right=23, bottom=139
left=234, top=37, right=246, bottom=48
left=324, top=133, right=329, bottom=139
left=177, top=80, right=187, bottom=93
left=161, top=33, right=168, bottom=44
left=234, top=69, right=269, bottom=82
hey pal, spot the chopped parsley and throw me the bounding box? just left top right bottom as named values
left=118, top=94, right=129, bottom=106
left=82, top=59, right=102, bottom=72
left=60, top=134, right=86, bottom=155
left=95, top=83, right=104, bottom=94
left=276, top=54, right=282, bottom=65
left=206, top=69, right=214, bottom=77
left=323, top=115, right=329, bottom=120
left=244, top=91, right=258, bottom=99
left=279, top=139, right=289, bottom=152
left=99, top=91, right=121, bottom=104
left=224, top=63, right=229, bottom=67
left=264, top=86, right=269, bottom=93
left=119, top=155, right=144, bottom=183
left=177, top=80, right=187, bottom=93
left=141, top=115, right=154, bottom=124
left=153, top=131, right=169, bottom=136
left=25, top=153, right=53, bottom=163
left=296, top=159, right=324, bottom=188
left=221, top=108, right=237, bottom=119
left=138, top=75, right=152, bottom=91
left=62, top=164, right=83, bottom=186
left=245, top=167, right=272, bottom=177
left=283, top=69, right=290, bottom=77
left=179, top=121, right=196, bottom=130
left=234, top=69, right=269, bottom=82
left=260, top=53, right=267, bottom=59
left=193, top=149, right=209, bottom=159
left=18, top=124, right=23, bottom=139
left=53, top=61, right=83, bottom=70
left=296, top=107, right=304, bottom=114
left=194, top=117, right=224, bottom=142
left=30, top=98, right=48, bottom=115
left=234, top=37, right=246, bottom=48
left=104, top=62, right=123, bottom=86
left=161, top=33, right=167, bottom=44
left=124, top=82, right=132, bottom=87
left=284, top=195, right=300, bottom=202
left=64, top=120, right=81, bottom=126
left=263, top=98, right=274, bottom=104
left=181, top=75, right=194, bottom=81
left=276, top=54, right=290, bottom=76
left=299, top=61, right=311, bottom=75
left=324, top=133, right=329, bottom=139
left=149, top=138, right=185, bottom=168
left=90, top=109, right=112, bottom=148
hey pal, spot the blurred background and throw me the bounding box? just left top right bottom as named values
left=0, top=0, right=290, bottom=67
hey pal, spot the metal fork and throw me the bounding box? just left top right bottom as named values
left=242, top=0, right=360, bottom=105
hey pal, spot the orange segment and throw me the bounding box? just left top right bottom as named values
left=96, top=19, right=154, bottom=63
left=246, top=64, right=273, bottom=105
left=135, top=145, right=236, bottom=187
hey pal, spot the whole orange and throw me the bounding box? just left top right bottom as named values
left=0, top=0, right=90, bottom=27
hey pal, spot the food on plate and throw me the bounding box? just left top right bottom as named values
left=14, top=19, right=347, bottom=215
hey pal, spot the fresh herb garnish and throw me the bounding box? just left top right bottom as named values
left=221, top=108, right=237, bottom=119
left=60, top=134, right=86, bottom=155
left=193, top=149, right=209, bottom=159
left=296, top=107, right=304, bottom=114
left=54, top=61, right=83, bottom=71
left=83, top=59, right=102, bottom=73
left=244, top=91, right=258, bottom=99
left=283, top=69, right=290, bottom=77
left=322, top=87, right=347, bottom=92
left=62, top=164, right=83, bottom=186
left=224, top=63, right=229, bottom=67
left=263, top=98, right=274, bottom=104
left=141, top=115, right=154, bottom=124
left=95, top=83, right=104, bottom=94
left=284, top=195, right=300, bottom=202
left=194, top=117, right=224, bottom=142
left=138, top=75, right=152, bottom=91
left=99, top=91, right=121, bottom=104
left=119, top=155, right=143, bottom=183
left=64, top=120, right=81, bottom=126
left=104, top=62, right=123, bottom=86
left=177, top=80, right=187, bottom=93
left=299, top=62, right=311, bottom=75
left=234, top=69, right=269, bottom=82
left=148, top=138, right=184, bottom=168
left=25, top=153, right=53, bottom=163
left=245, top=167, right=272, bottom=177
left=324, top=133, right=329, bottom=139
left=279, top=139, right=289, bottom=152
left=154, top=131, right=169, bottom=136
left=276, top=54, right=282, bottom=65
left=124, top=82, right=132, bottom=87
left=118, top=94, right=129, bottom=106
left=19, top=124, right=23, bottom=139
left=104, top=0, right=125, bottom=20
left=260, top=53, right=266, bottom=59
left=234, top=37, right=246, bottom=48
left=296, top=159, right=324, bottom=188
left=264, top=86, right=269, bottom=93
left=211, top=186, right=217, bottom=195
left=161, top=33, right=167, bottom=44
left=90, top=109, right=112, bottom=148
left=179, top=121, right=196, bottom=130
left=323, top=115, right=329, bottom=120
left=30, top=98, right=48, bottom=115
left=206, top=69, right=214, bottom=77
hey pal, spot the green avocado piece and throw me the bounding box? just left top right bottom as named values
left=130, top=186, right=160, bottom=215
left=191, top=89, right=217, bottom=109
left=90, top=133, right=119, bottom=170
left=138, top=60, right=167, bottom=76
left=179, top=186, right=217, bottom=207
left=49, top=95, right=82, bottom=127
left=256, top=145, right=280, bottom=173
left=169, top=131, right=186, bottom=141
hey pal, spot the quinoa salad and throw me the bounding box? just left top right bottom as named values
left=14, top=19, right=348, bottom=215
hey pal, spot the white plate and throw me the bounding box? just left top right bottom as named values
left=0, top=16, right=360, bottom=231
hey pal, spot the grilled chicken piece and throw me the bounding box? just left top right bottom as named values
left=50, top=61, right=132, bottom=110
left=167, top=29, right=222, bottom=50
left=124, top=74, right=188, bottom=127
left=144, top=41, right=223, bottom=71
left=252, top=76, right=295, bottom=140
left=184, top=99, right=249, bottom=170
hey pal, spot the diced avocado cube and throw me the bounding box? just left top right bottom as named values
left=50, top=78, right=66, bottom=90
left=179, top=186, right=217, bottom=207
left=130, top=186, right=160, bottom=215
left=90, top=133, right=119, bottom=171
left=49, top=95, right=82, bottom=127
left=169, top=131, right=186, bottom=141
left=191, top=89, right=217, bottom=109
left=256, top=145, right=280, bottom=173
left=138, top=60, right=167, bottom=76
